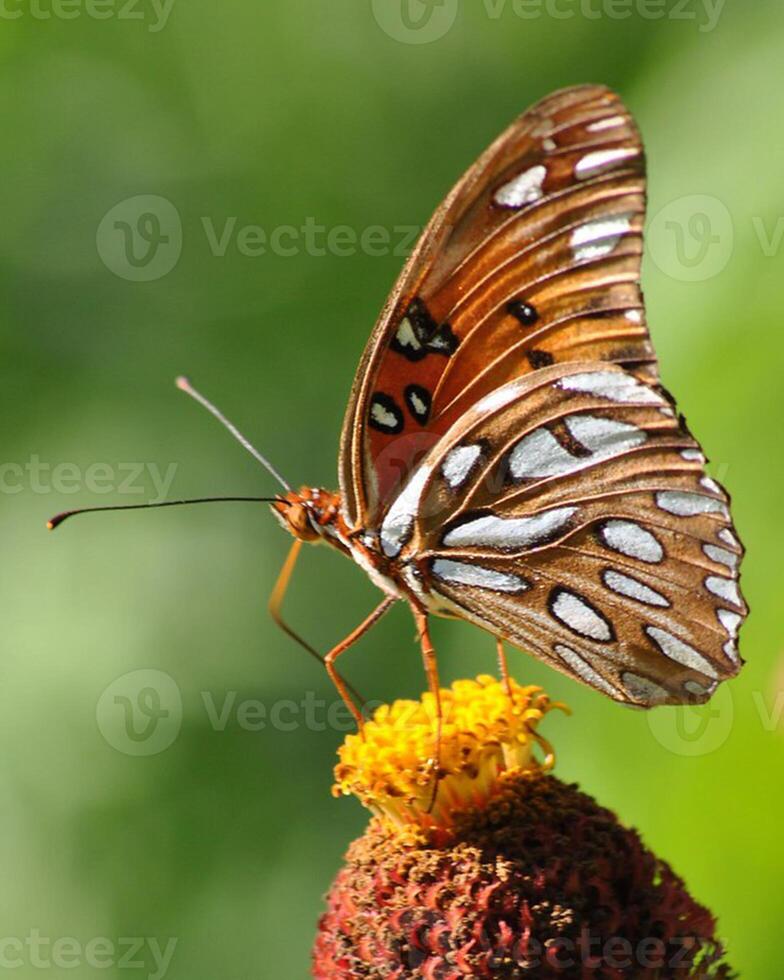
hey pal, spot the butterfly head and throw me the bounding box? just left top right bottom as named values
left=271, top=487, right=341, bottom=543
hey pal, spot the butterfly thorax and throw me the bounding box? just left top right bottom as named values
left=271, top=486, right=412, bottom=601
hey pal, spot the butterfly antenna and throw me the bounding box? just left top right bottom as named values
left=176, top=375, right=292, bottom=492
left=47, top=496, right=288, bottom=531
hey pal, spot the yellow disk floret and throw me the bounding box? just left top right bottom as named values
left=333, top=675, right=568, bottom=831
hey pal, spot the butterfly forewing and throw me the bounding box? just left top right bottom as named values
left=340, top=85, right=655, bottom=527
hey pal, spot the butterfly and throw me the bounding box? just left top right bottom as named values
left=249, top=82, right=747, bottom=719
left=52, top=84, right=746, bottom=720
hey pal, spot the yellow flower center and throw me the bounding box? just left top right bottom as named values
left=333, top=675, right=567, bottom=831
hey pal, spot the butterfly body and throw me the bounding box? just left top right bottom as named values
left=268, top=84, right=747, bottom=711
left=273, top=488, right=421, bottom=604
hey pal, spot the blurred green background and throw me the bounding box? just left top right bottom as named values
left=2, top=0, right=783, bottom=976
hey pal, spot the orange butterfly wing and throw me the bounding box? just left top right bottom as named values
left=340, top=85, right=653, bottom=527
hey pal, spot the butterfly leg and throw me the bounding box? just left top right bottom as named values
left=324, top=597, right=396, bottom=732
left=412, top=609, right=443, bottom=809
left=495, top=636, right=514, bottom=698
left=268, top=539, right=365, bottom=709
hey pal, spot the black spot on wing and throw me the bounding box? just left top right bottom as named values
left=427, top=321, right=459, bottom=356
left=390, top=297, right=459, bottom=362
left=527, top=349, right=555, bottom=369
left=507, top=299, right=539, bottom=326
left=368, top=392, right=404, bottom=434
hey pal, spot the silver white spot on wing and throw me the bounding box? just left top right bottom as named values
left=625, top=309, right=643, bottom=323
left=566, top=414, right=647, bottom=454
left=684, top=679, right=715, bottom=698
left=380, top=465, right=431, bottom=558
left=442, top=506, right=577, bottom=550
left=472, top=383, right=524, bottom=417
left=586, top=115, right=626, bottom=133
left=718, top=528, right=739, bottom=548
left=408, top=390, right=428, bottom=418
left=701, top=476, right=722, bottom=494
left=550, top=589, right=613, bottom=641
left=508, top=416, right=644, bottom=481
left=559, top=370, right=663, bottom=405
left=570, top=212, right=634, bottom=261
left=656, top=490, right=728, bottom=518
left=494, top=165, right=547, bottom=208
left=703, top=544, right=739, bottom=570
left=575, top=146, right=638, bottom=178
left=705, top=575, right=741, bottom=606
left=441, top=445, right=482, bottom=490
left=600, top=520, right=663, bottom=563
left=717, top=607, right=742, bottom=640
left=507, top=428, right=574, bottom=479
left=394, top=317, right=422, bottom=356
left=645, top=626, right=719, bottom=679
left=554, top=644, right=617, bottom=696
left=602, top=569, right=669, bottom=607
left=681, top=449, right=705, bottom=462
left=370, top=401, right=400, bottom=431
left=622, top=672, right=670, bottom=705
left=431, top=559, right=530, bottom=593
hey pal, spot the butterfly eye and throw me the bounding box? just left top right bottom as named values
left=282, top=502, right=319, bottom=541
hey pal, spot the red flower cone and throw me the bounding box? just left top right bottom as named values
left=313, top=676, right=732, bottom=979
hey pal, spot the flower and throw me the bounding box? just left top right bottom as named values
left=314, top=676, right=733, bottom=979
left=333, top=675, right=562, bottom=833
